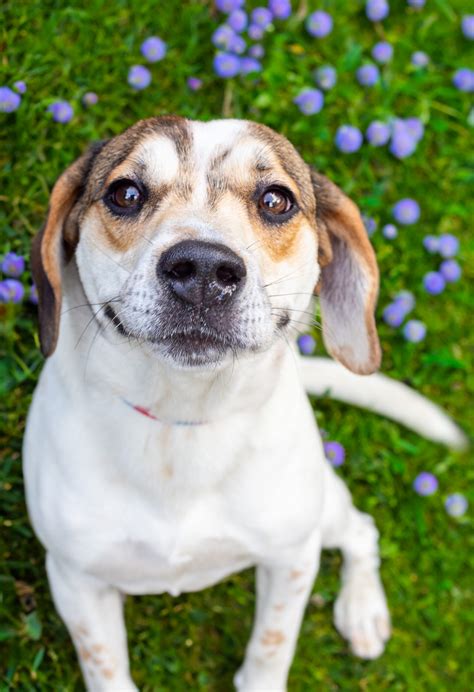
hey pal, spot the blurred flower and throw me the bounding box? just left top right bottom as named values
left=249, top=44, right=264, bottom=59
left=228, top=9, right=247, bottom=32
left=297, top=333, right=316, bottom=355
left=0, top=86, right=21, bottom=113
left=413, top=471, right=438, bottom=495
left=356, top=64, right=380, bottom=86
left=383, top=302, right=406, bottom=327
left=48, top=100, right=73, bottom=123
left=240, top=57, right=262, bottom=74
left=438, top=233, right=459, bottom=258
left=248, top=23, right=264, bottom=40
left=445, top=493, right=468, bottom=517
left=389, top=129, right=417, bottom=158
left=423, top=235, right=439, bottom=253
left=269, top=0, right=292, bottom=20
left=127, top=66, right=152, bottom=90
left=366, top=120, right=391, bottom=146
left=439, top=259, right=461, bottom=283
left=306, top=11, right=333, bottom=38
left=251, top=7, right=273, bottom=28
left=187, top=77, right=203, bottom=91
left=394, top=290, right=415, bottom=312
left=362, top=215, right=377, bottom=236
left=294, top=88, right=324, bottom=115
left=403, top=319, right=426, bottom=343
left=407, top=0, right=425, bottom=7
left=215, top=0, right=244, bottom=12
left=452, top=68, right=474, bottom=92
left=141, top=36, right=167, bottom=62
left=29, top=283, right=38, bottom=305
left=335, top=125, right=363, bottom=153
left=214, top=52, right=240, bottom=78
left=1, top=252, right=25, bottom=277
left=314, top=65, right=337, bottom=90
left=423, top=271, right=445, bottom=295
left=0, top=278, right=24, bottom=303
left=82, top=91, right=99, bottom=106
left=461, top=15, right=474, bottom=40
left=229, top=34, right=246, bottom=54
left=212, top=25, right=235, bottom=49
left=404, top=117, right=424, bottom=142
left=382, top=223, right=398, bottom=239
left=13, top=80, right=27, bottom=94
left=365, top=0, right=389, bottom=21
left=372, top=41, right=393, bottom=63
left=411, top=51, right=429, bottom=67
left=323, top=441, right=345, bottom=467
left=392, top=198, right=420, bottom=224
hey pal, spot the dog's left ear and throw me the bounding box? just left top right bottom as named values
left=31, top=142, right=106, bottom=357
left=311, top=169, right=381, bottom=375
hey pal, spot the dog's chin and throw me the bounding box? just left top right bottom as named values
left=149, top=332, right=235, bottom=370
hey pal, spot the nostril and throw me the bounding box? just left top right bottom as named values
left=215, top=264, right=242, bottom=286
left=166, top=261, right=195, bottom=281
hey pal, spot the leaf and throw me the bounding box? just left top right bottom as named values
left=25, top=611, right=42, bottom=641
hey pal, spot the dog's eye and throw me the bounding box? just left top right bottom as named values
left=105, top=179, right=144, bottom=214
left=258, top=187, right=294, bottom=216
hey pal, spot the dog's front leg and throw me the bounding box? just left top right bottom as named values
left=46, top=553, right=137, bottom=692
left=235, top=531, right=321, bottom=692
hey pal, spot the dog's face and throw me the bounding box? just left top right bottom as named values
left=32, top=116, right=381, bottom=374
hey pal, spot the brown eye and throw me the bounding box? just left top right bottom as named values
left=105, top=179, right=144, bottom=214
left=258, top=187, right=294, bottom=216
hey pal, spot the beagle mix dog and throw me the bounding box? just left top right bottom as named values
left=24, top=115, right=451, bottom=691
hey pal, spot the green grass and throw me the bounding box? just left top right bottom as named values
left=1, top=0, right=473, bottom=689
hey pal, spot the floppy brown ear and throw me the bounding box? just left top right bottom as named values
left=311, top=169, right=381, bottom=375
left=31, top=143, right=106, bottom=357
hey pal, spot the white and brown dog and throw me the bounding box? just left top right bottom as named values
left=23, top=116, right=465, bottom=691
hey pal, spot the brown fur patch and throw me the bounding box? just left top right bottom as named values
left=289, top=569, right=304, bottom=580
left=261, top=629, right=285, bottom=647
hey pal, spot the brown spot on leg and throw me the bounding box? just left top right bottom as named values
left=102, top=668, right=114, bottom=679
left=273, top=603, right=285, bottom=611
left=91, top=644, right=104, bottom=653
left=261, top=629, right=285, bottom=647
left=79, top=647, right=91, bottom=661
left=289, top=569, right=303, bottom=580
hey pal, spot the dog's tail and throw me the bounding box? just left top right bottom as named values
left=300, top=356, right=468, bottom=449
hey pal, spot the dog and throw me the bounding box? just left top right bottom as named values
left=23, top=116, right=465, bottom=691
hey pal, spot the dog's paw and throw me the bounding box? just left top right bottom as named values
left=234, top=666, right=286, bottom=692
left=334, top=570, right=391, bottom=659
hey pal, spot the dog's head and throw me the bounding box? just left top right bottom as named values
left=32, top=116, right=380, bottom=374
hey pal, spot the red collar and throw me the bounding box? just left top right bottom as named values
left=121, top=398, right=207, bottom=426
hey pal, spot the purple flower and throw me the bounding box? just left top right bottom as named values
left=382, top=223, right=398, bottom=239
left=462, top=15, right=474, bottom=40
left=452, top=68, right=474, bottom=92
left=297, top=333, right=316, bottom=355
left=240, top=57, right=262, bottom=75
left=0, top=86, right=21, bottom=113
left=335, top=125, right=363, bottom=153
left=48, top=100, right=73, bottom=123
left=394, top=290, right=415, bottom=312
left=306, top=11, right=333, bottom=38
left=229, top=34, right=246, bottom=54
left=314, top=65, right=337, bottom=90
left=411, top=51, right=429, bottom=67
left=82, top=92, right=99, bottom=106
left=389, top=129, right=417, bottom=159
left=403, top=319, right=426, bottom=343
left=404, top=117, right=424, bottom=142
left=356, top=64, right=380, bottom=86
left=362, top=214, right=377, bottom=236
left=0, top=278, right=24, bottom=303
left=141, top=36, right=167, bottom=62
left=323, top=441, right=345, bottom=467
left=269, top=0, right=292, bottom=20
left=445, top=493, right=468, bottom=517
left=29, top=283, right=38, bottom=305
left=407, top=0, right=425, bottom=7
left=383, top=302, right=406, bottom=327
left=392, top=198, right=420, bottom=225
left=13, top=80, right=27, bottom=94
left=187, top=77, right=203, bottom=91
left=423, top=271, right=445, bottom=295
left=214, top=52, right=241, bottom=78
left=294, top=88, right=324, bottom=115
left=212, top=25, right=235, bottom=49
left=372, top=41, right=393, bottom=63
left=439, top=259, right=461, bottom=283
left=438, top=233, right=459, bottom=258
left=1, top=252, right=25, bottom=277
left=365, top=0, right=389, bottom=21
left=248, top=23, right=264, bottom=40
left=251, top=7, right=273, bottom=28
left=249, top=44, right=265, bottom=59
left=413, top=471, right=438, bottom=496
left=127, top=66, right=151, bottom=90
left=228, top=9, right=247, bottom=32
left=215, top=0, right=244, bottom=12
left=423, top=235, right=439, bottom=253
left=366, top=121, right=391, bottom=146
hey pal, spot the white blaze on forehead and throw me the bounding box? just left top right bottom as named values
left=134, top=135, right=180, bottom=184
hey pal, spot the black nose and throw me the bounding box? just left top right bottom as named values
left=158, top=240, right=247, bottom=306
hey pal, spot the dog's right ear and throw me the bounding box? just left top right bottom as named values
left=31, top=142, right=106, bottom=357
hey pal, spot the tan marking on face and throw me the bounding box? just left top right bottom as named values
left=289, top=569, right=304, bottom=580
left=261, top=629, right=285, bottom=647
